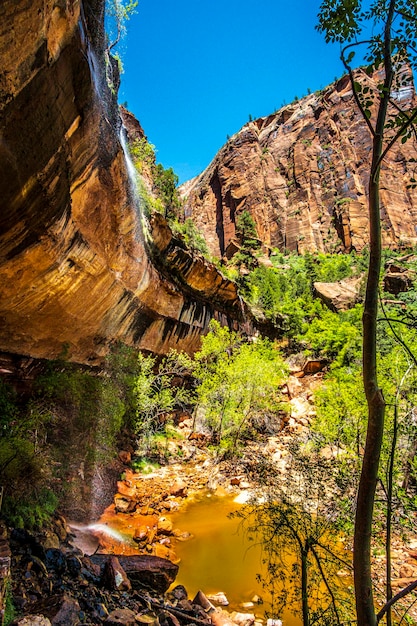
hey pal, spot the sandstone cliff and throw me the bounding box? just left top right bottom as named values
left=0, top=0, right=245, bottom=364
left=181, top=73, right=417, bottom=258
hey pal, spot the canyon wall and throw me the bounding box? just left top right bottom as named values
left=182, top=73, right=417, bottom=258
left=0, top=0, right=244, bottom=364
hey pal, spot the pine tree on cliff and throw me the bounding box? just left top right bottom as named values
left=317, top=1, right=417, bottom=625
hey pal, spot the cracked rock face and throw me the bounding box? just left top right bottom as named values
left=0, top=0, right=244, bottom=364
left=181, top=72, right=417, bottom=258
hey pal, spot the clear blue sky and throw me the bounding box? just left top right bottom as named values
left=117, top=0, right=345, bottom=183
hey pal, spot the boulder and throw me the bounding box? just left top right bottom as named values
left=303, top=359, right=326, bottom=375
left=50, top=596, right=81, bottom=626
left=157, top=517, right=174, bottom=535
left=118, top=450, right=132, bottom=464
left=44, top=549, right=67, bottom=576
left=313, top=277, right=362, bottom=312
left=14, top=618, right=52, bottom=626
left=114, top=494, right=137, bottom=514
left=210, top=609, right=236, bottom=626
left=105, top=608, right=138, bottom=626
left=28, top=595, right=80, bottom=626
left=133, top=525, right=151, bottom=543
left=170, top=585, right=188, bottom=601
left=91, top=554, right=178, bottom=593
left=136, top=614, right=160, bottom=626
left=229, top=612, right=255, bottom=626
left=207, top=592, right=229, bottom=606
left=383, top=271, right=412, bottom=295
left=169, top=481, right=188, bottom=497
left=116, top=481, right=137, bottom=499
left=101, top=556, right=131, bottom=591
left=193, top=590, right=215, bottom=613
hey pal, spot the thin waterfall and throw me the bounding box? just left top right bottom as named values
left=119, top=125, right=148, bottom=243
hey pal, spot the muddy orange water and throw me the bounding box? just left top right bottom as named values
left=170, top=491, right=299, bottom=624
left=89, top=490, right=351, bottom=625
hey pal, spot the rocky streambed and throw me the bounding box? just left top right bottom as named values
left=5, top=371, right=417, bottom=625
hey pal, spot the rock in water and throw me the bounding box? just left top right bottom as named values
left=207, top=592, right=229, bottom=606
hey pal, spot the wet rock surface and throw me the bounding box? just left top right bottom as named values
left=0, top=0, right=249, bottom=366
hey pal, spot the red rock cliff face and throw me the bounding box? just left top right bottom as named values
left=182, top=73, right=417, bottom=257
left=0, top=0, right=245, bottom=364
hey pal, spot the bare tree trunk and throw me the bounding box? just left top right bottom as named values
left=301, top=546, right=310, bottom=626
left=353, top=4, right=395, bottom=624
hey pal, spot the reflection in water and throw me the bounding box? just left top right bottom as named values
left=171, top=492, right=303, bottom=626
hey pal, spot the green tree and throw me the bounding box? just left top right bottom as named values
left=134, top=350, right=193, bottom=456
left=105, top=0, right=138, bottom=52
left=317, top=2, right=417, bottom=623
left=154, top=164, right=181, bottom=220
left=194, top=321, right=287, bottom=454
left=171, top=218, right=210, bottom=256
left=233, top=210, right=261, bottom=272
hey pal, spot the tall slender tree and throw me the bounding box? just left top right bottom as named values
left=317, top=2, right=417, bottom=624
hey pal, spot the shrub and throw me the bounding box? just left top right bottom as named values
left=171, top=218, right=210, bottom=256
left=194, top=321, right=288, bottom=453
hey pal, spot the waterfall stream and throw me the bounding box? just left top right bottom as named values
left=119, top=126, right=147, bottom=243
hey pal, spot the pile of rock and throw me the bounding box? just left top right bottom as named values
left=6, top=522, right=283, bottom=626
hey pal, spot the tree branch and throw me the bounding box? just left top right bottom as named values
left=311, top=544, right=342, bottom=625
left=341, top=42, right=376, bottom=137
left=377, top=579, right=417, bottom=622
left=379, top=294, right=417, bottom=367
left=375, top=108, right=417, bottom=173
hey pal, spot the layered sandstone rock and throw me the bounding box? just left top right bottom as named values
left=0, top=0, right=245, bottom=364
left=182, top=73, right=417, bottom=257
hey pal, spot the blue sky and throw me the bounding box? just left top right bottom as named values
left=116, top=0, right=346, bottom=183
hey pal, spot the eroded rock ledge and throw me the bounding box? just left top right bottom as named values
left=0, top=0, right=247, bottom=364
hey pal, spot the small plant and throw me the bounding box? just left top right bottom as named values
left=4, top=578, right=16, bottom=626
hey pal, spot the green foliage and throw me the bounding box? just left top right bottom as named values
left=0, top=377, right=58, bottom=529
left=171, top=218, right=210, bottom=256
left=0, top=379, right=18, bottom=431
left=3, top=488, right=58, bottom=531
left=4, top=578, right=16, bottom=626
left=129, top=138, right=183, bottom=222
left=129, top=138, right=156, bottom=171
left=105, top=0, right=138, bottom=52
left=241, top=251, right=359, bottom=347
left=130, top=457, right=160, bottom=474
left=232, top=211, right=261, bottom=272
left=313, top=318, right=417, bottom=533
left=236, top=211, right=258, bottom=244
left=154, top=164, right=181, bottom=219
left=134, top=350, right=193, bottom=456
left=0, top=344, right=137, bottom=529
left=193, top=321, right=288, bottom=454
left=314, top=364, right=366, bottom=455
left=302, top=304, right=362, bottom=366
